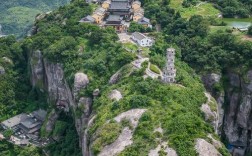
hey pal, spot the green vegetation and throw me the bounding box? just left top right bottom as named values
left=92, top=122, right=122, bottom=154
left=0, top=141, right=43, bottom=156
left=211, top=0, right=252, bottom=18
left=248, top=25, right=252, bottom=35
left=169, top=0, right=219, bottom=18
left=3, top=0, right=251, bottom=155
left=0, top=0, right=70, bottom=38
left=150, top=64, right=161, bottom=74
left=46, top=112, right=81, bottom=156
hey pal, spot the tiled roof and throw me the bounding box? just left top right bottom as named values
left=107, top=15, right=123, bottom=21
left=132, top=32, right=147, bottom=40
left=110, top=2, right=130, bottom=10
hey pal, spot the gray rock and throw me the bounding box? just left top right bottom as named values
left=44, top=59, right=74, bottom=112
left=201, top=73, right=221, bottom=92
left=74, top=72, right=89, bottom=100
left=195, top=138, right=221, bottom=156
left=30, top=50, right=44, bottom=88
left=109, top=90, right=123, bottom=101
left=0, top=66, right=5, bottom=75
left=109, top=70, right=122, bottom=84
left=45, top=109, right=58, bottom=133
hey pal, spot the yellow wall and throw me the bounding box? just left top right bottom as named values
left=102, top=2, right=110, bottom=9
left=132, top=3, right=141, bottom=11
left=92, top=14, right=103, bottom=24
left=133, top=14, right=142, bottom=22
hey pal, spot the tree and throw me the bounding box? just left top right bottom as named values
left=248, top=25, right=252, bottom=36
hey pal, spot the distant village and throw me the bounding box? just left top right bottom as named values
left=0, top=109, right=49, bottom=147
left=80, top=0, right=154, bottom=47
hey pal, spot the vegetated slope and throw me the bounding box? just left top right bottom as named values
left=0, top=0, right=70, bottom=38
left=25, top=0, right=229, bottom=155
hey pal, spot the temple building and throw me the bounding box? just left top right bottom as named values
left=104, top=15, right=126, bottom=32
left=108, top=0, right=132, bottom=20
left=162, top=48, right=176, bottom=83
left=92, top=7, right=106, bottom=24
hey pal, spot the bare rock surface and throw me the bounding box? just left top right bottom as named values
left=30, top=50, right=44, bottom=88
left=74, top=73, right=89, bottom=99
left=109, top=89, right=123, bottom=101
left=44, top=59, right=74, bottom=112
left=207, top=134, right=222, bottom=149
left=149, top=142, right=177, bottom=156
left=0, top=66, right=5, bottom=75
left=98, top=109, right=146, bottom=156
left=195, top=138, right=221, bottom=156
left=45, top=109, right=58, bottom=133
left=114, top=109, right=147, bottom=128
left=201, top=92, right=218, bottom=133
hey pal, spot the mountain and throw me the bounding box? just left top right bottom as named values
left=1, top=0, right=252, bottom=156
left=0, top=0, right=70, bottom=38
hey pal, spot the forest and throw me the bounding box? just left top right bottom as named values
left=0, top=0, right=70, bottom=38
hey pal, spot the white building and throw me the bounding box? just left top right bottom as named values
left=132, top=32, right=153, bottom=47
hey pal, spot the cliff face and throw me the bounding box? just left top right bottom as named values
left=202, top=70, right=252, bottom=156
left=30, top=50, right=92, bottom=155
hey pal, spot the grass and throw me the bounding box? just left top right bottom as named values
left=169, top=0, right=220, bottom=19
left=123, top=43, right=138, bottom=52
left=150, top=64, right=160, bottom=74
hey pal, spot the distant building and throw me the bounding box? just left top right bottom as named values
left=79, top=15, right=95, bottom=23
left=1, top=109, right=47, bottom=146
left=105, top=15, right=126, bottom=32
left=108, top=0, right=132, bottom=20
left=92, top=7, right=106, bottom=24
left=102, top=0, right=111, bottom=10
left=162, top=48, right=176, bottom=83
left=132, top=32, right=153, bottom=47
left=132, top=1, right=141, bottom=12
left=133, top=12, right=143, bottom=22
left=138, top=17, right=152, bottom=28
left=1, top=113, right=29, bottom=130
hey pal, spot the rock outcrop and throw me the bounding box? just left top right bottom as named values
left=74, top=73, right=89, bottom=100
left=195, top=138, right=221, bottom=156
left=202, top=70, right=252, bottom=155
left=200, top=92, right=218, bottom=133
left=30, top=50, right=93, bottom=155
left=30, top=50, right=44, bottom=89
left=0, top=66, right=5, bottom=75
left=109, top=89, right=123, bottom=101
left=45, top=109, right=59, bottom=133
left=96, top=109, right=147, bottom=156
left=149, top=142, right=177, bottom=156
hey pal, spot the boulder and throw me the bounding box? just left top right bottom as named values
left=74, top=72, right=89, bottom=99
left=0, top=66, right=5, bottom=75
left=195, top=138, right=221, bottom=156
left=109, top=90, right=123, bottom=101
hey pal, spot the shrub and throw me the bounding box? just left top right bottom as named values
left=92, top=123, right=121, bottom=155
left=150, top=64, right=160, bottom=74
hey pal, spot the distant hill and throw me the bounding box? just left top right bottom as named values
left=0, top=0, right=70, bottom=38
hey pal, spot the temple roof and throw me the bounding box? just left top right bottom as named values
left=110, top=1, right=130, bottom=10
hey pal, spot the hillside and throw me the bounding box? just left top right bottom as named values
left=0, top=0, right=70, bottom=38
left=0, top=0, right=252, bottom=156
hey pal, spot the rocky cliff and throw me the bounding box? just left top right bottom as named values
left=202, top=70, right=252, bottom=156
left=30, top=50, right=93, bottom=155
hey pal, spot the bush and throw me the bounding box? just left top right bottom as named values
left=248, top=25, right=252, bottom=36
left=150, top=64, right=160, bottom=74
left=92, top=123, right=121, bottom=155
